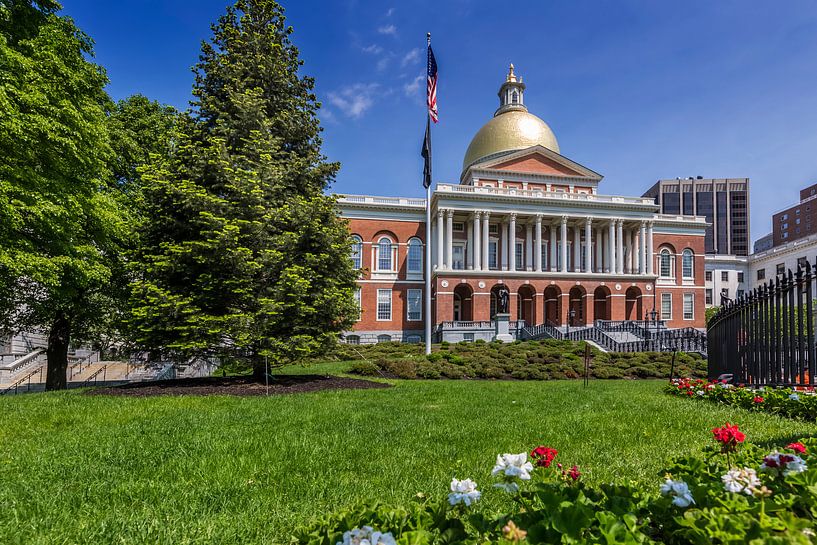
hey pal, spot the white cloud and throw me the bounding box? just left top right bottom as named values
left=376, top=57, right=390, bottom=72
left=404, top=75, right=424, bottom=97
left=362, top=44, right=383, bottom=54
left=327, top=84, right=379, bottom=119
left=377, top=24, right=397, bottom=36
left=386, top=7, right=395, bottom=17
left=401, top=48, right=422, bottom=67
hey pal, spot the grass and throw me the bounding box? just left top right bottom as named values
left=1, top=365, right=816, bottom=544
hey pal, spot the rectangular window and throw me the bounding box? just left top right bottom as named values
left=406, top=289, right=422, bottom=321
left=452, top=244, right=465, bottom=270
left=721, top=271, right=729, bottom=282
left=452, top=222, right=464, bottom=232
left=798, top=257, right=808, bottom=269
left=354, top=288, right=361, bottom=321
left=757, top=268, right=765, bottom=280
left=736, top=289, right=745, bottom=299
left=683, top=293, right=694, bottom=320
left=661, top=293, right=672, bottom=321
left=489, top=224, right=499, bottom=235
left=737, top=272, right=744, bottom=283
left=489, top=241, right=498, bottom=269
left=705, top=270, right=712, bottom=282
left=776, top=263, right=785, bottom=275
left=515, top=242, right=524, bottom=270
left=541, top=243, right=548, bottom=269
left=376, top=289, right=391, bottom=321
left=705, top=289, right=713, bottom=305
left=463, top=333, right=474, bottom=342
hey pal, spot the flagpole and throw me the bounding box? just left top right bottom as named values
left=424, top=32, right=432, bottom=356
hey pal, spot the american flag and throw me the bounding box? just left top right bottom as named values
left=427, top=45, right=438, bottom=123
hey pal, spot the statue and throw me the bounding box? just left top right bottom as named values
left=497, top=286, right=510, bottom=314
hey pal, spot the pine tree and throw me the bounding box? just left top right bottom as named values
left=130, top=0, right=358, bottom=374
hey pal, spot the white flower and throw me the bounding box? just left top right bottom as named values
left=338, top=527, right=396, bottom=545
left=660, top=478, right=695, bottom=508
left=789, top=393, right=801, bottom=401
left=448, top=478, right=481, bottom=506
left=760, top=452, right=808, bottom=477
left=719, top=383, right=733, bottom=389
left=492, top=453, right=534, bottom=481
left=721, top=467, right=762, bottom=495
left=696, top=390, right=705, bottom=396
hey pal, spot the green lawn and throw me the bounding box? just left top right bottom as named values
left=1, top=368, right=815, bottom=544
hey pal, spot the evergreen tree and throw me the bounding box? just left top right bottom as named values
left=131, top=0, right=358, bottom=374
left=0, top=0, right=126, bottom=389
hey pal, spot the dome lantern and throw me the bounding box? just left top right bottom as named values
left=496, top=63, right=527, bottom=115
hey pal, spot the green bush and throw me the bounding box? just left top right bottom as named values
left=294, top=428, right=817, bottom=545
left=348, top=360, right=381, bottom=376
left=415, top=362, right=442, bottom=379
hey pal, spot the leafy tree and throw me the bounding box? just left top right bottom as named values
left=0, top=0, right=125, bottom=389
left=130, top=0, right=358, bottom=376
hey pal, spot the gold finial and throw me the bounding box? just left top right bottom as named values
left=507, top=63, right=517, bottom=82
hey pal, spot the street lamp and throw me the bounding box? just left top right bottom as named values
left=567, top=308, right=576, bottom=337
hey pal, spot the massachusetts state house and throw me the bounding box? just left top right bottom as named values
left=338, top=65, right=707, bottom=344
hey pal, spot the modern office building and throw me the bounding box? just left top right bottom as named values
left=642, top=177, right=750, bottom=256
left=771, top=182, right=817, bottom=247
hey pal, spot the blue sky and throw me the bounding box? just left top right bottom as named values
left=62, top=0, right=817, bottom=245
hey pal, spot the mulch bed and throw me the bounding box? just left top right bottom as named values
left=86, top=374, right=391, bottom=397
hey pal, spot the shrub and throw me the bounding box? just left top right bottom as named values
left=348, top=360, right=380, bottom=376
left=381, top=359, right=417, bottom=379
left=415, top=362, right=442, bottom=380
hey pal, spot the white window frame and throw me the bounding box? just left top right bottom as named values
left=406, top=289, right=422, bottom=321
left=452, top=243, right=465, bottom=270
left=488, top=239, right=498, bottom=270
left=407, top=238, right=423, bottom=273
left=705, top=289, right=712, bottom=305
left=682, top=293, right=694, bottom=320
left=681, top=249, right=694, bottom=279
left=374, top=237, right=397, bottom=273
left=376, top=289, right=392, bottom=321
left=661, top=293, right=672, bottom=321
left=659, top=248, right=674, bottom=279
left=515, top=241, right=524, bottom=270
left=351, top=235, right=363, bottom=269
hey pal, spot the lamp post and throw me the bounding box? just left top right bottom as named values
left=568, top=308, right=576, bottom=337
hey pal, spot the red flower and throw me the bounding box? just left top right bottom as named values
left=712, top=423, right=746, bottom=452
left=786, top=442, right=807, bottom=454
left=531, top=446, right=558, bottom=468
left=567, top=465, right=581, bottom=481
left=753, top=396, right=764, bottom=403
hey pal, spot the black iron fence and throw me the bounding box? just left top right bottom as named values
left=708, top=262, right=816, bottom=386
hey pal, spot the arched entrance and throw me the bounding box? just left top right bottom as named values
left=453, top=284, right=473, bottom=322
left=543, top=285, right=561, bottom=325
left=625, top=286, right=643, bottom=321
left=517, top=285, right=536, bottom=326
left=568, top=286, right=586, bottom=326
left=593, top=286, right=611, bottom=322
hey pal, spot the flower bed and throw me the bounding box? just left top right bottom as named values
left=337, top=340, right=706, bottom=381
left=666, top=377, right=817, bottom=421
left=292, top=424, right=816, bottom=544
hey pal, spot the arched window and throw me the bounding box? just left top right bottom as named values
left=682, top=249, right=694, bottom=279
left=407, top=238, right=423, bottom=272
left=376, top=236, right=394, bottom=271
left=659, top=248, right=673, bottom=278
left=345, top=335, right=360, bottom=345
left=511, top=90, right=519, bottom=104
left=376, top=334, right=392, bottom=343
left=351, top=235, right=362, bottom=269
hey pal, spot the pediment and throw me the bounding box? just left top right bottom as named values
left=466, top=145, right=603, bottom=182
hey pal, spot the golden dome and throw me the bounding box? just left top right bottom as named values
left=462, top=64, right=559, bottom=173
left=462, top=110, right=560, bottom=172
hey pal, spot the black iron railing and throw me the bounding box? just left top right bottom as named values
left=708, top=262, right=817, bottom=386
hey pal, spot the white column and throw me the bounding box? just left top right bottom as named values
left=466, top=222, right=473, bottom=270
left=629, top=229, right=636, bottom=274
left=573, top=225, right=581, bottom=272
left=501, top=218, right=508, bottom=271
left=594, top=227, right=602, bottom=273
left=585, top=217, right=592, bottom=273
left=509, top=213, right=517, bottom=272
left=616, top=219, right=624, bottom=274
left=445, top=210, right=453, bottom=270
left=525, top=222, right=533, bottom=271
left=560, top=216, right=568, bottom=273
left=550, top=223, right=557, bottom=272
left=608, top=219, right=616, bottom=274
left=639, top=222, right=647, bottom=274
left=481, top=212, right=490, bottom=271
left=646, top=221, right=654, bottom=275
left=535, top=215, right=543, bottom=272
left=471, top=213, right=481, bottom=270
left=436, top=209, right=444, bottom=270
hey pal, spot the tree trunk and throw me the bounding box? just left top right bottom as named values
left=252, top=354, right=267, bottom=383
left=45, top=312, right=71, bottom=391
